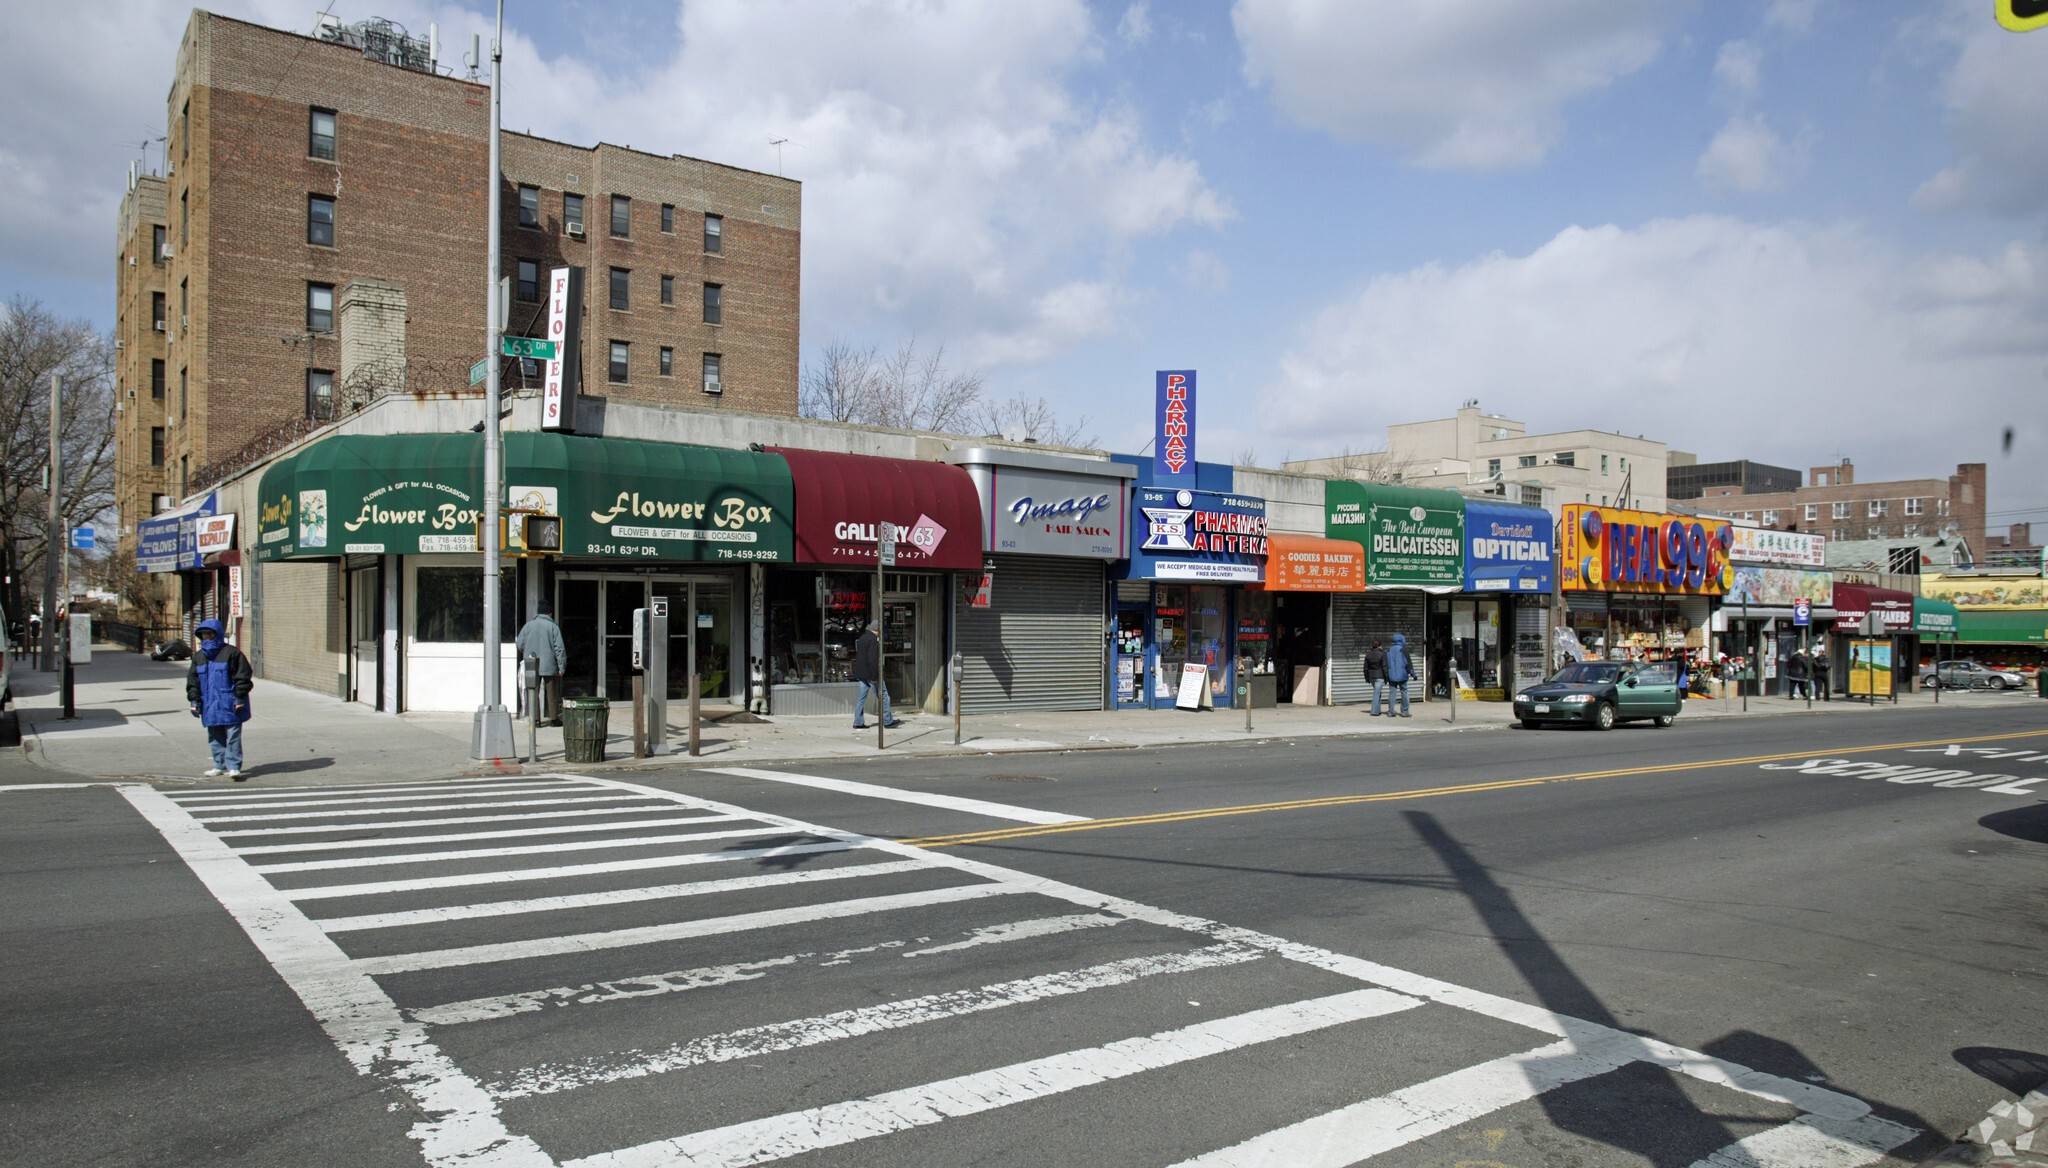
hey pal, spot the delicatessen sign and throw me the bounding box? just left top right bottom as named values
left=1326, top=482, right=1464, bottom=590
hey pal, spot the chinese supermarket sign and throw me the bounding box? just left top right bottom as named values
left=1727, top=526, right=1825, bottom=568
left=1558, top=504, right=1732, bottom=594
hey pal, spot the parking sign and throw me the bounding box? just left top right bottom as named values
left=1792, top=598, right=1811, bottom=626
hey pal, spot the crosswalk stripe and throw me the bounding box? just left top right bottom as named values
left=1686, top=1113, right=1917, bottom=1168
left=903, top=912, right=1124, bottom=957
left=563, top=987, right=1422, bottom=1168
left=170, top=780, right=567, bottom=803
left=192, top=794, right=655, bottom=824
left=174, top=786, right=586, bottom=812
left=351, top=882, right=1027, bottom=976
left=706, top=767, right=1090, bottom=825
left=492, top=941, right=1268, bottom=1100
left=252, top=826, right=797, bottom=873
left=213, top=805, right=672, bottom=837
left=316, top=859, right=936, bottom=933
left=411, top=954, right=811, bottom=1027
left=285, top=839, right=860, bottom=901
left=233, top=815, right=747, bottom=855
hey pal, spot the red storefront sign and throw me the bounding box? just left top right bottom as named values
left=1830, top=582, right=1914, bottom=633
left=771, top=448, right=983, bottom=571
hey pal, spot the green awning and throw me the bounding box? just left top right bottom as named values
left=256, top=432, right=794, bottom=562
left=1325, top=481, right=1466, bottom=591
left=1913, top=596, right=1961, bottom=636
left=1956, top=610, right=2048, bottom=643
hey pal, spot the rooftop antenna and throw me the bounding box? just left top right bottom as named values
left=768, top=137, right=788, bottom=175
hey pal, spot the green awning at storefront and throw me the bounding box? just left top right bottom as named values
left=256, top=432, right=794, bottom=562
left=1913, top=596, right=1961, bottom=636
left=1324, top=481, right=1466, bottom=591
left=1956, top=609, right=2048, bottom=643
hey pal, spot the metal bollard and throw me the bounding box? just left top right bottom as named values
left=951, top=652, right=963, bottom=746
left=687, top=673, right=701, bottom=757
left=1240, top=656, right=1251, bottom=733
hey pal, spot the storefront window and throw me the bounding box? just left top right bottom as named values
left=1153, top=585, right=1188, bottom=699
left=1237, top=591, right=1273, bottom=676
left=768, top=571, right=872, bottom=685
left=1191, top=585, right=1230, bottom=701
left=1611, top=595, right=1683, bottom=657
left=414, top=567, right=516, bottom=643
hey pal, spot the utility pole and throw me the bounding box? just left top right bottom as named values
left=41, top=373, right=60, bottom=672
left=472, top=0, right=516, bottom=760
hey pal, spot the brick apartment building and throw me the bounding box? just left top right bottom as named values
left=1688, top=458, right=1987, bottom=545
left=114, top=10, right=800, bottom=582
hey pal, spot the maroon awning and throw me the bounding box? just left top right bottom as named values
left=1830, top=582, right=1914, bottom=633
left=771, top=448, right=984, bottom=571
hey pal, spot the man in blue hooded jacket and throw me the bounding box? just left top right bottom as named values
left=1384, top=632, right=1413, bottom=718
left=186, top=619, right=253, bottom=780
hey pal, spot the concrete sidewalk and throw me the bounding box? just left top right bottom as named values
left=9, top=646, right=2035, bottom=784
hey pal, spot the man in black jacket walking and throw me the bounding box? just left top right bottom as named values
left=1362, top=639, right=1389, bottom=716
left=852, top=620, right=900, bottom=730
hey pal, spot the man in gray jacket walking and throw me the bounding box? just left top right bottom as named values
left=515, top=599, right=568, bottom=726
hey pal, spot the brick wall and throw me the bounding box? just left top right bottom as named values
left=114, top=175, right=173, bottom=584
left=1708, top=463, right=1988, bottom=543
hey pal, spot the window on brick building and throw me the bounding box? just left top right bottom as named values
left=180, top=190, right=188, bottom=245
left=518, top=185, right=540, bottom=228
left=609, top=267, right=630, bottom=310
left=308, top=194, right=335, bottom=247
left=1868, top=499, right=1888, bottom=518
left=151, top=292, right=165, bottom=331
left=703, top=213, right=722, bottom=253
left=563, top=193, right=584, bottom=234
left=307, top=283, right=334, bottom=333
left=659, top=347, right=673, bottom=376
left=661, top=204, right=674, bottom=233
left=516, top=260, right=539, bottom=302
left=181, top=456, right=189, bottom=497
left=181, top=101, right=190, bottom=161
left=152, top=224, right=166, bottom=263
left=309, top=108, right=336, bottom=160
left=1832, top=528, right=1846, bottom=541
left=1905, top=497, right=1924, bottom=515
left=1763, top=510, right=1778, bottom=526
left=609, top=341, right=629, bottom=384
left=702, top=352, right=722, bottom=395
left=1938, top=498, right=1950, bottom=516
left=1903, top=524, right=1921, bottom=538
left=1832, top=501, right=1849, bottom=519
left=151, top=427, right=165, bottom=468
left=151, top=359, right=165, bottom=400
left=611, top=195, right=631, bottom=238
left=703, top=283, right=721, bottom=324
left=660, top=275, right=674, bottom=306
left=180, top=278, right=188, bottom=324
left=307, top=369, right=335, bottom=421
left=1805, top=504, right=1817, bottom=521
left=179, top=367, right=187, bottom=421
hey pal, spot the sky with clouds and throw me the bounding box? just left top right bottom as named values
left=4, top=0, right=2046, bottom=535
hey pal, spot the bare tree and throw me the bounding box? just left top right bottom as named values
left=0, top=296, right=117, bottom=601
left=800, top=337, right=985, bottom=434
left=1233, top=446, right=1261, bottom=469
left=981, top=393, right=1097, bottom=449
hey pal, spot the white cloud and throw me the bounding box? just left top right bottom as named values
left=1256, top=216, right=2048, bottom=503
left=1713, top=40, right=1763, bottom=103
left=0, top=0, right=1228, bottom=374
left=1177, top=250, right=1231, bottom=294
left=1764, top=0, right=1826, bottom=33
left=1117, top=2, right=1153, bottom=46
left=1914, top=0, right=2048, bottom=216
left=1231, top=0, right=1680, bottom=171
left=1697, top=114, right=1811, bottom=193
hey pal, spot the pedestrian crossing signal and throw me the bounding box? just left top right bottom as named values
left=1999, top=0, right=2048, bottom=31
left=474, top=512, right=563, bottom=555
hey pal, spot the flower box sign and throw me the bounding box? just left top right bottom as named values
left=1127, top=486, right=1267, bottom=583
left=1728, top=527, right=1825, bottom=567
left=1327, top=482, right=1465, bottom=591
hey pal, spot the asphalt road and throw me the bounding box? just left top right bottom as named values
left=3, top=702, right=2045, bottom=1168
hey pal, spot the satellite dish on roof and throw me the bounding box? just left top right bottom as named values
left=1001, top=423, right=1027, bottom=443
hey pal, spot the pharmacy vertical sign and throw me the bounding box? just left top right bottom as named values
left=541, top=266, right=584, bottom=432
left=1155, top=370, right=1196, bottom=486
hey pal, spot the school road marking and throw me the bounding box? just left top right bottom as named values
left=904, top=727, right=2048, bottom=849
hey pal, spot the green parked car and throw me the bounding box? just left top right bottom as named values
left=1513, top=661, right=1685, bottom=731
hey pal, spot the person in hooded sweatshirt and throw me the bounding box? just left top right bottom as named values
left=1384, top=632, right=1413, bottom=718
left=186, top=619, right=254, bottom=780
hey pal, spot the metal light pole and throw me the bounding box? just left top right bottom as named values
left=41, top=373, right=60, bottom=672
left=472, top=0, right=516, bottom=760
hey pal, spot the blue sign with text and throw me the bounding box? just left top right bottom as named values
left=1154, top=370, right=1196, bottom=485
left=1463, top=500, right=1554, bottom=593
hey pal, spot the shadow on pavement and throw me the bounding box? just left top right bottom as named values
left=1978, top=805, right=2048, bottom=845
left=1953, top=1047, right=2048, bottom=1098
left=241, top=757, right=336, bottom=779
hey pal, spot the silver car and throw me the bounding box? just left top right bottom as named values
left=1920, top=660, right=2026, bottom=690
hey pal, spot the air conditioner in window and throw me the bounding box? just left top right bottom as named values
left=159, top=244, right=173, bottom=260
left=153, top=320, right=166, bottom=332
left=702, top=378, right=722, bottom=395
left=565, top=222, right=584, bottom=237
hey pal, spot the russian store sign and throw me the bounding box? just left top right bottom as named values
left=1326, top=482, right=1464, bottom=590
left=1559, top=504, right=1732, bottom=594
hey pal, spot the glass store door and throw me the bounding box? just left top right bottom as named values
left=1152, top=584, right=1188, bottom=708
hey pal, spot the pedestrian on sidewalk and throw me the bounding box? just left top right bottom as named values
left=1384, top=633, right=1413, bottom=718
left=185, top=619, right=252, bottom=780
left=515, top=599, right=567, bottom=726
left=1812, top=647, right=1832, bottom=701
left=851, top=620, right=900, bottom=730
left=1362, top=639, right=1390, bottom=715
left=1786, top=649, right=1810, bottom=700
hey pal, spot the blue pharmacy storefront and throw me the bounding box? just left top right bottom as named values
left=1434, top=499, right=1556, bottom=700
left=1110, top=458, right=1268, bottom=710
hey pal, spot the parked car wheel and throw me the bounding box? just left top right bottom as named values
left=1992, top=677, right=2011, bottom=690
left=1521, top=719, right=1543, bottom=730
left=1653, top=714, right=1676, bottom=728
left=1593, top=702, right=1616, bottom=731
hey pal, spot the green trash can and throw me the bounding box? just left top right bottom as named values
left=2037, top=668, right=2046, bottom=700
left=562, top=698, right=610, bottom=763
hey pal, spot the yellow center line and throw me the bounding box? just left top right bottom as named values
left=904, top=727, right=2048, bottom=849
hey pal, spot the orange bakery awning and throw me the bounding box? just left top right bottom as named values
left=1248, top=534, right=1366, bottom=592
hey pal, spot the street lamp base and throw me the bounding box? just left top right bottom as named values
left=471, top=705, right=519, bottom=761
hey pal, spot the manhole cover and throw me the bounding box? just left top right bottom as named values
left=985, top=774, right=1055, bottom=783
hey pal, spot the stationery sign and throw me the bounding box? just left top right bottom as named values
left=541, top=266, right=584, bottom=432
left=1154, top=370, right=1196, bottom=483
